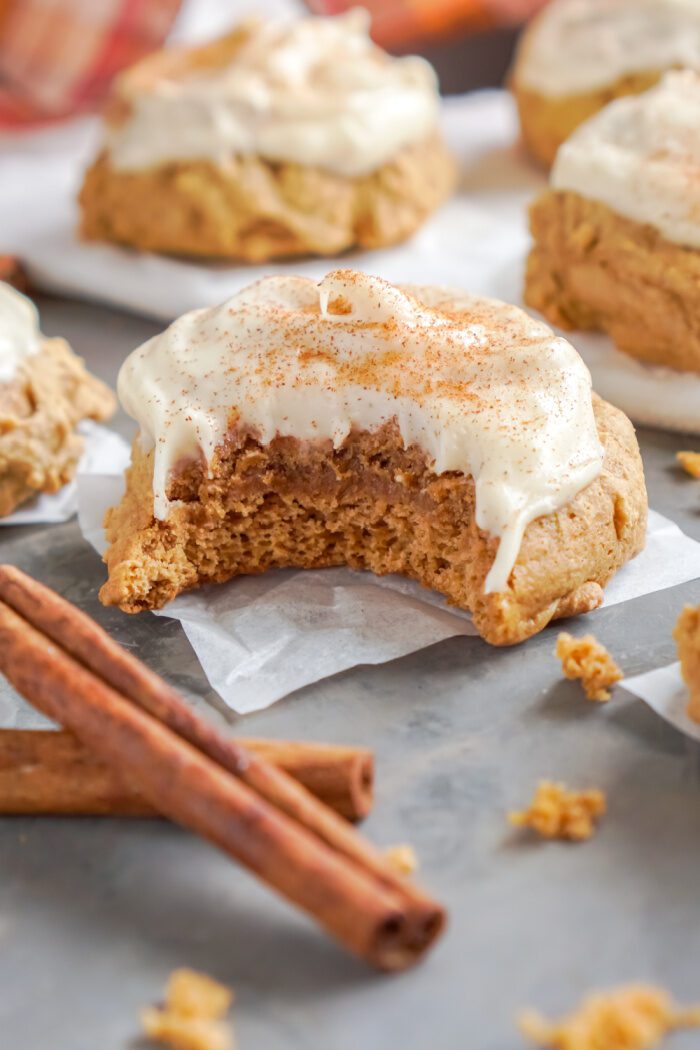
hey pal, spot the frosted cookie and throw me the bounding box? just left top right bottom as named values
left=0, top=283, right=115, bottom=517
left=99, top=270, right=646, bottom=646
left=525, top=72, right=700, bottom=375
left=511, top=0, right=700, bottom=168
left=79, top=12, right=455, bottom=262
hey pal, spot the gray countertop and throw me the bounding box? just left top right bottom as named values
left=1, top=295, right=700, bottom=1050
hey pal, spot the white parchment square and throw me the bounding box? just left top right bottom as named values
left=623, top=663, right=700, bottom=744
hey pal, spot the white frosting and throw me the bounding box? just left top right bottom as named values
left=117, top=271, right=603, bottom=595
left=552, top=71, right=700, bottom=250
left=106, top=11, right=439, bottom=177
left=0, top=281, right=41, bottom=383
left=515, top=0, right=700, bottom=96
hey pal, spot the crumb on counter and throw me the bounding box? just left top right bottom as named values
left=556, top=632, right=623, bottom=701
left=384, top=844, right=418, bottom=875
left=509, top=781, right=606, bottom=842
left=141, top=969, right=234, bottom=1050
left=519, top=983, right=700, bottom=1049
left=676, top=451, right=700, bottom=479
left=673, top=604, right=700, bottom=724
left=164, top=969, right=233, bottom=1021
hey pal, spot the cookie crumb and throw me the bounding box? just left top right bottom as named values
left=556, top=632, right=623, bottom=701
left=509, top=781, right=606, bottom=841
left=676, top=451, right=700, bottom=479
left=384, top=844, right=418, bottom=875
left=519, top=983, right=700, bottom=1049
left=141, top=969, right=234, bottom=1050
left=673, top=604, right=700, bottom=724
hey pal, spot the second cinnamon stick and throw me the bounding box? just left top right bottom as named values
left=0, top=730, right=373, bottom=821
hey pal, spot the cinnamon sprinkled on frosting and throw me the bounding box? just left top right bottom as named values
left=117, top=271, right=603, bottom=593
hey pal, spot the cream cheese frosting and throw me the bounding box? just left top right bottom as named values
left=0, top=281, right=41, bottom=383
left=552, top=71, right=700, bottom=250
left=117, top=271, right=603, bottom=595
left=515, top=0, right=700, bottom=96
left=106, top=10, right=440, bottom=178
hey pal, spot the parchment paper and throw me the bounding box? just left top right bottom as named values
left=624, top=663, right=700, bottom=744
left=77, top=452, right=700, bottom=711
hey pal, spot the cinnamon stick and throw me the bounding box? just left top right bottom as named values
left=0, top=567, right=406, bottom=899
left=0, top=566, right=445, bottom=970
left=0, top=729, right=373, bottom=821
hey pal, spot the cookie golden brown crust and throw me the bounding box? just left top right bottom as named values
left=525, top=190, right=700, bottom=374
left=0, top=339, right=115, bottom=518
left=99, top=394, right=646, bottom=647
left=78, top=134, right=456, bottom=263
left=512, top=70, right=661, bottom=169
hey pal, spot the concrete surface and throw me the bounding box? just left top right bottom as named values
left=1, top=295, right=700, bottom=1049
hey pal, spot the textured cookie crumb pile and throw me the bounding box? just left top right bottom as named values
left=509, top=781, right=606, bottom=842
left=674, top=604, right=700, bottom=725
left=519, top=983, right=700, bottom=1050
left=141, top=968, right=235, bottom=1050
left=556, top=632, right=623, bottom=701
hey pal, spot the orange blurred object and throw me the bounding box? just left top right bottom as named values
left=306, top=0, right=550, bottom=49
left=0, top=0, right=181, bottom=127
